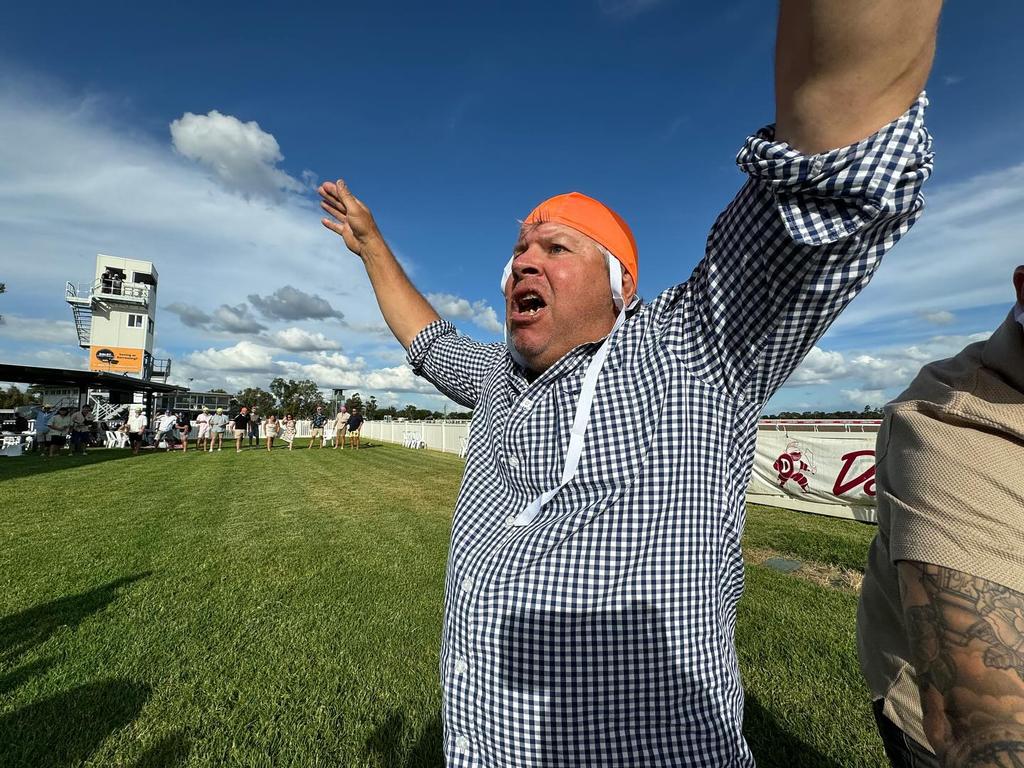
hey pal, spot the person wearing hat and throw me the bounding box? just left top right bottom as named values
left=195, top=405, right=211, bottom=452
left=126, top=406, right=147, bottom=455
left=319, top=4, right=941, bottom=764
left=208, top=407, right=229, bottom=452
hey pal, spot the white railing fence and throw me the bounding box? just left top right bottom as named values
left=360, top=420, right=470, bottom=456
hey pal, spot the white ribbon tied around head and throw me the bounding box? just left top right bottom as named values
left=499, top=250, right=633, bottom=527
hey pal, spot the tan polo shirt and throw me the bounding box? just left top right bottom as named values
left=857, top=313, right=1024, bottom=752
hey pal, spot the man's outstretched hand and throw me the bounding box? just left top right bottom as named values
left=317, top=178, right=441, bottom=348
left=319, top=180, right=383, bottom=260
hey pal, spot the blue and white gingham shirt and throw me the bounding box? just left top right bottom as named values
left=408, top=96, right=932, bottom=767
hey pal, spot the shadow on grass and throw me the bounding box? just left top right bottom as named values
left=366, top=710, right=443, bottom=768
left=0, top=679, right=151, bottom=768
left=744, top=694, right=844, bottom=768
left=0, top=449, right=154, bottom=482
left=0, top=573, right=151, bottom=663
left=127, top=731, right=191, bottom=768
left=0, top=657, right=56, bottom=696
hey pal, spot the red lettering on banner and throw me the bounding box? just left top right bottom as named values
left=832, top=450, right=876, bottom=497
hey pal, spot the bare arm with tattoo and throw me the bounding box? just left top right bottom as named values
left=899, top=561, right=1024, bottom=767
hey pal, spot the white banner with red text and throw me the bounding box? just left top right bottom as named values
left=746, top=424, right=879, bottom=523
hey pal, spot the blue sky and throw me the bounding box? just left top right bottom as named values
left=1, top=1, right=1021, bottom=412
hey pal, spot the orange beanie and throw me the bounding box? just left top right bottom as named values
left=524, top=192, right=638, bottom=285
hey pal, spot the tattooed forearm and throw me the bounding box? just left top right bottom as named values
left=898, top=562, right=1024, bottom=767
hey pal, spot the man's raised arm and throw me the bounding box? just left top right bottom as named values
left=319, top=179, right=506, bottom=409
left=775, top=0, right=942, bottom=154
left=319, top=180, right=440, bottom=349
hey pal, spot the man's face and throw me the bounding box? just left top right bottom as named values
left=504, top=222, right=634, bottom=374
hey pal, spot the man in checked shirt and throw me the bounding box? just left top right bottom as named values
left=319, top=2, right=941, bottom=765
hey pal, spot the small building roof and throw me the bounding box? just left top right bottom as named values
left=0, top=363, right=185, bottom=394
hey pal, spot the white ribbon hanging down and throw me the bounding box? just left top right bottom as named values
left=499, top=251, right=632, bottom=527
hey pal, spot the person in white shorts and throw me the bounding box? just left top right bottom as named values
left=208, top=407, right=229, bottom=452
left=196, top=406, right=211, bottom=451
left=333, top=406, right=350, bottom=450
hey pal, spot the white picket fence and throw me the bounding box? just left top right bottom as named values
left=360, top=420, right=471, bottom=456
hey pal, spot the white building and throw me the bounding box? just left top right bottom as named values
left=65, top=254, right=170, bottom=380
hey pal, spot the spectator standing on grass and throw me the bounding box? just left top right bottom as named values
left=46, top=407, right=72, bottom=457
left=332, top=406, right=349, bottom=450
left=264, top=413, right=279, bottom=451
left=195, top=406, right=211, bottom=452
left=318, top=2, right=940, bottom=762
left=281, top=413, right=296, bottom=450
left=126, top=407, right=147, bottom=455
left=155, top=409, right=177, bottom=450
left=248, top=407, right=261, bottom=448
left=857, top=266, right=1024, bottom=768
left=346, top=409, right=363, bottom=450
left=208, top=407, right=229, bottom=452
left=176, top=411, right=192, bottom=454
left=70, top=404, right=95, bottom=455
left=233, top=406, right=251, bottom=453
left=32, top=404, right=52, bottom=454
left=308, top=405, right=328, bottom=449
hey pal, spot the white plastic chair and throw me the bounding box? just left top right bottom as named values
left=116, top=432, right=129, bottom=448
left=105, top=430, right=117, bottom=448
left=458, top=436, right=469, bottom=459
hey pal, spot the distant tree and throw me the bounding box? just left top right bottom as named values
left=236, top=387, right=276, bottom=415
left=377, top=405, right=398, bottom=419
left=344, top=392, right=364, bottom=413
left=270, top=378, right=325, bottom=418
left=0, top=384, right=39, bottom=408
left=208, top=388, right=228, bottom=394
left=364, top=396, right=378, bottom=420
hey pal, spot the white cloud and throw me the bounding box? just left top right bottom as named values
left=839, top=388, right=889, bottom=407
left=427, top=292, right=503, bottom=333
left=170, top=110, right=306, bottom=201
left=267, top=327, right=341, bottom=352
left=249, top=285, right=343, bottom=321
left=0, top=314, right=79, bottom=344
left=185, top=341, right=279, bottom=372
left=917, top=309, right=955, bottom=325
left=831, top=161, right=1024, bottom=331
left=784, top=332, right=994, bottom=401
left=785, top=347, right=847, bottom=385
left=0, top=82, right=385, bottom=361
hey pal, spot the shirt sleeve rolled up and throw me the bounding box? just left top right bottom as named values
left=656, top=93, right=934, bottom=403
left=407, top=319, right=507, bottom=409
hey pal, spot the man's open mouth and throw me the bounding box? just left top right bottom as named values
left=515, top=292, right=546, bottom=316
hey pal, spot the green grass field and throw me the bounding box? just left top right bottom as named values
left=0, top=441, right=884, bottom=767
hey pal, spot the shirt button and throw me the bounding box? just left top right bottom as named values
left=506, top=455, right=521, bottom=469
left=456, top=735, right=470, bottom=754
left=454, top=657, right=468, bottom=675
left=519, top=398, right=533, bottom=411
left=461, top=577, right=474, bottom=594
left=505, top=514, right=517, bottom=527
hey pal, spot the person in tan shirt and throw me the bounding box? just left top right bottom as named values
left=857, top=266, right=1024, bottom=768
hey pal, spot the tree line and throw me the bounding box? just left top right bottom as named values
left=235, top=379, right=473, bottom=421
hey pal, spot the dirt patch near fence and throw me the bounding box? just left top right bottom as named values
left=745, top=547, right=864, bottom=593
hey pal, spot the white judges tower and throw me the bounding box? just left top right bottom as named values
left=65, top=254, right=171, bottom=381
